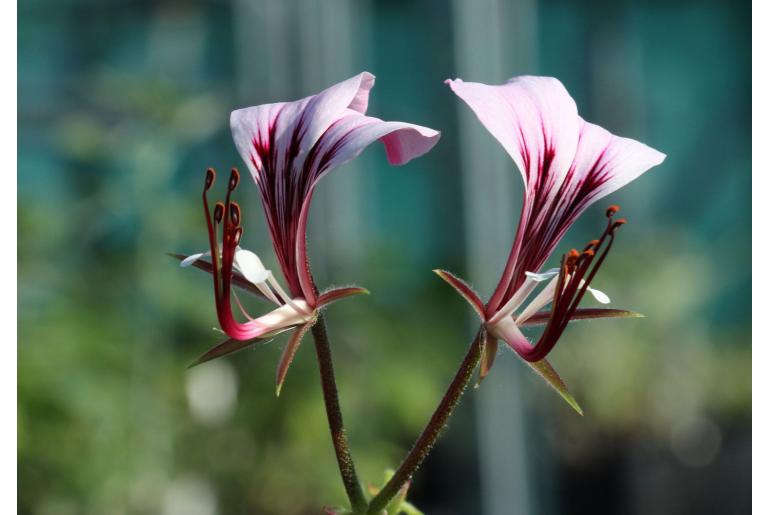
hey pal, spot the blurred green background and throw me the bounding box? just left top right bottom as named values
left=18, top=0, right=750, bottom=514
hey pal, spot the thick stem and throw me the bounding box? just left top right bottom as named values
left=367, top=328, right=485, bottom=514
left=311, top=314, right=368, bottom=513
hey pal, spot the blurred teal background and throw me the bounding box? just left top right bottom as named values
left=18, top=0, right=750, bottom=514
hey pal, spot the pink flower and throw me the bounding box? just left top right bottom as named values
left=437, top=76, right=665, bottom=411
left=179, top=72, right=439, bottom=391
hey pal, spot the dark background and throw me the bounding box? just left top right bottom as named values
left=19, top=0, right=750, bottom=514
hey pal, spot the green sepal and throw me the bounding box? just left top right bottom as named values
left=525, top=358, right=583, bottom=415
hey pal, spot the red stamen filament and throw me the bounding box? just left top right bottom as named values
left=203, top=168, right=277, bottom=340
left=515, top=206, right=624, bottom=362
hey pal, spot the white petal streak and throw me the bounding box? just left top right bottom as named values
left=233, top=249, right=269, bottom=284
left=515, top=275, right=560, bottom=325
left=233, top=249, right=281, bottom=305
left=490, top=268, right=561, bottom=325
left=180, top=251, right=210, bottom=268
left=259, top=300, right=313, bottom=328
left=525, top=268, right=560, bottom=282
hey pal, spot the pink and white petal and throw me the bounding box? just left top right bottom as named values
left=569, top=119, right=666, bottom=207
left=489, top=268, right=561, bottom=324
left=259, top=300, right=313, bottom=327
left=233, top=248, right=270, bottom=285
left=515, top=275, right=560, bottom=324
left=230, top=101, right=288, bottom=181
left=294, top=115, right=439, bottom=301
left=487, top=315, right=534, bottom=357
left=221, top=301, right=313, bottom=341
left=299, top=72, right=376, bottom=150
left=446, top=76, right=580, bottom=190
left=313, top=112, right=440, bottom=177
left=233, top=248, right=282, bottom=305
left=230, top=72, right=377, bottom=183
left=295, top=195, right=318, bottom=304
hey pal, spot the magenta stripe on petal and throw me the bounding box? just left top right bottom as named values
left=447, top=76, right=664, bottom=311
left=230, top=73, right=440, bottom=299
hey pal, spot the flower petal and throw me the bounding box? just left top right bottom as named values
left=524, top=269, right=560, bottom=282
left=514, top=275, right=560, bottom=325
left=446, top=76, right=580, bottom=191
left=569, top=119, right=666, bottom=206
left=218, top=300, right=312, bottom=342
left=311, top=111, right=440, bottom=176
left=489, top=268, right=561, bottom=324
left=298, top=72, right=376, bottom=150
left=179, top=250, right=210, bottom=267
left=488, top=315, right=534, bottom=357
left=168, top=253, right=267, bottom=301
left=232, top=248, right=285, bottom=305
left=230, top=73, right=440, bottom=302
left=233, top=248, right=270, bottom=285
left=448, top=75, right=665, bottom=313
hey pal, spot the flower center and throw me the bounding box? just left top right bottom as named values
left=201, top=168, right=312, bottom=340
left=487, top=205, right=625, bottom=362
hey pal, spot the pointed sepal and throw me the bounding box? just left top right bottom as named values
left=275, top=316, right=317, bottom=396
left=477, top=335, right=498, bottom=387
left=433, top=269, right=486, bottom=321
left=188, top=321, right=298, bottom=368
left=519, top=308, right=644, bottom=327
left=525, top=358, right=583, bottom=415
left=188, top=336, right=270, bottom=368
left=317, top=286, right=370, bottom=309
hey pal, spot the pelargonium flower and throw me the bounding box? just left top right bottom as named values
left=177, top=72, right=439, bottom=392
left=436, top=76, right=665, bottom=412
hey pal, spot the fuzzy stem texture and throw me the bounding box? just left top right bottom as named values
left=367, top=328, right=484, bottom=513
left=311, top=315, right=368, bottom=513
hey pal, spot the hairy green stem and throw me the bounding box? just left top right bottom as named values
left=367, top=328, right=484, bottom=513
left=311, top=314, right=368, bottom=513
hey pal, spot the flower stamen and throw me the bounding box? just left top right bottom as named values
left=509, top=205, right=625, bottom=362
